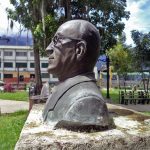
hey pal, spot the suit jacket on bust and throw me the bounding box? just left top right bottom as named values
left=42, top=72, right=110, bottom=129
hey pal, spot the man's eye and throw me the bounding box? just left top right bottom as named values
left=53, top=36, right=58, bottom=44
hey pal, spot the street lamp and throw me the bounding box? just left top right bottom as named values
left=106, top=55, right=110, bottom=99
left=97, top=55, right=110, bottom=99
left=17, top=66, right=19, bottom=89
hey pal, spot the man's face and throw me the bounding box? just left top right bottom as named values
left=46, top=30, right=77, bottom=78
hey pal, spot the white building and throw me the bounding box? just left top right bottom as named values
left=0, top=45, right=57, bottom=83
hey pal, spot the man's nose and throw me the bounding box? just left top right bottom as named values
left=46, top=42, right=54, bottom=56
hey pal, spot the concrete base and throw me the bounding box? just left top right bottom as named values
left=15, top=104, right=150, bottom=150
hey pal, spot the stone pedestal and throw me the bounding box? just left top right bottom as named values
left=15, top=104, right=150, bottom=150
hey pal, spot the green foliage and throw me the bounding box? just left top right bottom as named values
left=0, top=91, right=28, bottom=101
left=32, top=14, right=59, bottom=56
left=34, top=24, right=44, bottom=38
left=107, top=42, right=132, bottom=75
left=33, top=15, right=58, bottom=40
left=45, top=15, right=59, bottom=43
left=7, top=1, right=34, bottom=29
left=0, top=111, right=28, bottom=150
left=131, top=30, right=150, bottom=72
left=7, top=0, right=130, bottom=54
left=53, top=0, right=130, bottom=52
left=7, top=0, right=59, bottom=53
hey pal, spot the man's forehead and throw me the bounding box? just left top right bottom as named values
left=56, top=22, right=83, bottom=38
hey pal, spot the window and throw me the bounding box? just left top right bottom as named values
left=4, top=51, right=13, bottom=56
left=41, top=73, right=49, bottom=78
left=41, top=63, right=48, bottom=68
left=0, top=62, right=1, bottom=68
left=16, top=63, right=27, bottom=68
left=30, top=63, right=34, bottom=68
left=19, top=75, right=24, bottom=82
left=30, top=52, right=34, bottom=57
left=16, top=51, right=27, bottom=57
left=4, top=62, right=13, bottom=68
left=30, top=74, right=35, bottom=78
left=4, top=74, right=13, bottom=78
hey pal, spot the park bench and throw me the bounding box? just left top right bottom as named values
left=120, top=90, right=150, bottom=105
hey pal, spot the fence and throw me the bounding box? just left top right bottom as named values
left=120, top=90, right=150, bottom=105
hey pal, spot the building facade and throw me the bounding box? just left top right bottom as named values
left=0, top=45, right=57, bottom=84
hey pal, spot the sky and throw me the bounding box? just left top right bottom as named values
left=0, top=0, right=18, bottom=35
left=0, top=0, right=150, bottom=46
left=124, top=0, right=150, bottom=45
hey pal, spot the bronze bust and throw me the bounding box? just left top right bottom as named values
left=43, top=20, right=110, bottom=131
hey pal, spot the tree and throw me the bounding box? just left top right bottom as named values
left=107, top=43, right=132, bottom=75
left=131, top=30, right=150, bottom=91
left=107, top=42, right=132, bottom=88
left=49, top=0, right=130, bottom=51
left=131, top=30, right=150, bottom=72
left=6, top=0, right=58, bottom=94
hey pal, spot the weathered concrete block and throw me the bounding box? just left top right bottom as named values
left=15, top=104, right=150, bottom=150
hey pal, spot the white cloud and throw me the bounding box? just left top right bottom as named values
left=124, top=0, right=150, bottom=45
left=0, top=0, right=20, bottom=35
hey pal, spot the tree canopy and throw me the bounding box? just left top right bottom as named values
left=7, top=0, right=130, bottom=52
left=131, top=30, right=150, bottom=72
left=107, top=42, right=132, bottom=76
left=50, top=0, right=130, bottom=51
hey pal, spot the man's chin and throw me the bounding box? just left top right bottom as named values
left=47, top=67, right=59, bottom=76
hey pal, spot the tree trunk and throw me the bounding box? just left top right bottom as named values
left=41, top=0, right=47, bottom=49
left=64, top=0, right=71, bottom=20
left=31, top=2, right=43, bottom=95
left=33, top=37, right=42, bottom=95
left=123, top=74, right=127, bottom=93
left=117, top=74, right=120, bottom=89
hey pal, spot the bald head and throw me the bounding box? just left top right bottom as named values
left=57, top=20, right=101, bottom=69
left=46, top=20, right=101, bottom=81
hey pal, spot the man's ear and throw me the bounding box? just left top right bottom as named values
left=75, top=41, right=86, bottom=60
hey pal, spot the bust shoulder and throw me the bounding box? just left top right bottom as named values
left=54, top=95, right=109, bottom=131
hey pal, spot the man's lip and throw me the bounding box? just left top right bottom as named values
left=48, top=59, right=54, bottom=63
left=49, top=57, right=54, bottom=59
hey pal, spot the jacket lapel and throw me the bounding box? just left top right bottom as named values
left=43, top=73, right=95, bottom=121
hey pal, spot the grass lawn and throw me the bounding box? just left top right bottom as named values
left=143, top=112, right=150, bottom=116
left=0, top=91, right=29, bottom=101
left=0, top=111, right=28, bottom=150
left=101, top=88, right=119, bottom=103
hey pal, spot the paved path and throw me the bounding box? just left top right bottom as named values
left=107, top=103, right=150, bottom=112
left=105, top=98, right=150, bottom=112
left=0, top=99, right=149, bottom=114
left=0, top=100, right=29, bottom=114
left=116, top=104, right=150, bottom=112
